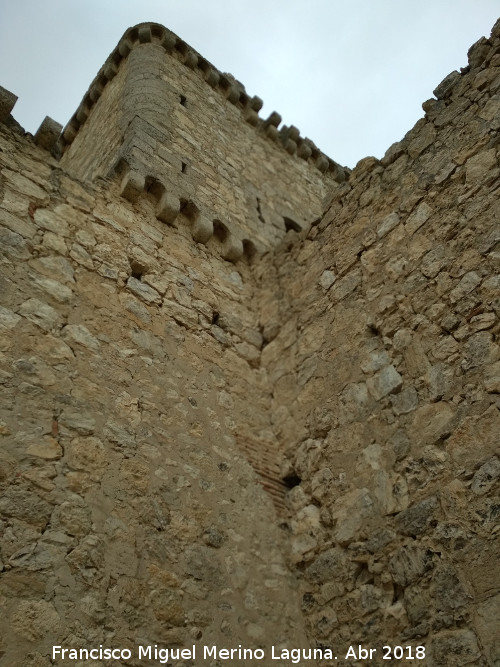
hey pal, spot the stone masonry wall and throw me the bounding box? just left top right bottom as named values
left=258, top=18, right=500, bottom=665
left=0, top=123, right=311, bottom=666
left=1, top=16, right=499, bottom=667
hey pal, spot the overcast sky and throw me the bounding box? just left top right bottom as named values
left=0, top=1, right=498, bottom=167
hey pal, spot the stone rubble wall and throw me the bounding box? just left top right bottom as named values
left=258, top=18, right=500, bottom=666
left=0, top=15, right=499, bottom=667
left=0, top=123, right=310, bottom=666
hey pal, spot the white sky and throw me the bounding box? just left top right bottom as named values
left=0, top=1, right=498, bottom=167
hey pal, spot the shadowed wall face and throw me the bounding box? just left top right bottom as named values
left=259, top=19, right=500, bottom=664
left=0, top=126, right=311, bottom=662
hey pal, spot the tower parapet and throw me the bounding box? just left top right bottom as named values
left=58, top=23, right=346, bottom=261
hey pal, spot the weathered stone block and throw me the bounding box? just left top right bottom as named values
left=34, top=116, right=62, bottom=151
left=390, top=545, right=433, bottom=587
left=0, top=85, right=17, bottom=122
left=156, top=190, right=180, bottom=225
left=396, top=496, right=438, bottom=536
left=126, top=276, right=162, bottom=304
left=366, top=365, right=403, bottom=400
left=471, top=456, right=500, bottom=495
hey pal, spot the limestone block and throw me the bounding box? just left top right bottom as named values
left=360, top=349, right=390, bottom=374
left=318, top=270, right=336, bottom=290
left=391, top=387, right=418, bottom=415
left=204, top=68, right=220, bottom=87
left=103, top=60, right=118, bottom=81
left=377, top=212, right=400, bottom=238
left=63, top=324, right=101, bottom=351
left=404, top=202, right=433, bottom=236
left=126, top=276, right=162, bottom=304
left=265, top=124, right=279, bottom=141
left=244, top=109, right=259, bottom=126
left=390, top=545, right=433, bottom=587
left=329, top=270, right=361, bottom=301
left=120, top=169, right=145, bottom=202
left=297, top=142, right=313, bottom=159
left=33, top=207, right=70, bottom=236
left=266, top=111, right=281, bottom=127
left=465, top=148, right=497, bottom=184
left=396, top=496, right=438, bottom=536
left=366, top=365, right=403, bottom=400
left=118, top=37, right=133, bottom=57
left=0, top=486, right=53, bottom=527
left=0, top=85, right=17, bottom=122
left=191, top=216, right=213, bottom=244
left=60, top=409, right=96, bottom=435
left=221, top=235, right=244, bottom=262
left=34, top=116, right=62, bottom=151
left=30, top=255, right=75, bottom=284
left=433, top=70, right=461, bottom=99
left=449, top=271, right=481, bottom=303
left=32, top=276, right=73, bottom=304
left=0, top=305, right=21, bottom=330
left=61, top=119, right=78, bottom=144
left=407, top=122, right=436, bottom=158
left=431, top=630, right=481, bottom=666
left=138, top=24, right=152, bottom=43
left=315, top=154, right=329, bottom=172
left=468, top=36, right=492, bottom=69
left=411, top=402, right=455, bottom=446
left=484, top=360, right=500, bottom=393
left=18, top=298, right=63, bottom=333
left=156, top=190, right=180, bottom=225
left=184, top=50, right=198, bottom=69
left=475, top=594, right=500, bottom=665
left=249, top=96, right=263, bottom=111
left=290, top=534, right=317, bottom=564
left=0, top=226, right=30, bottom=258
left=10, top=600, right=61, bottom=641
left=160, top=31, right=176, bottom=51
left=305, top=547, right=355, bottom=585
left=0, top=208, right=37, bottom=239
left=27, top=436, right=63, bottom=461
left=471, top=456, right=500, bottom=495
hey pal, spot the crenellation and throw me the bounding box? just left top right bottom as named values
left=1, top=17, right=499, bottom=666
left=53, top=27, right=334, bottom=259
left=33, top=116, right=62, bottom=152
left=56, top=22, right=345, bottom=182
left=0, top=84, right=18, bottom=123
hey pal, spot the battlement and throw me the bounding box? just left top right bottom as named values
left=57, top=23, right=344, bottom=178
left=1, top=23, right=349, bottom=263
left=50, top=23, right=345, bottom=262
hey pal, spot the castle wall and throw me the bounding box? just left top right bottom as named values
left=258, top=19, right=500, bottom=664
left=0, top=124, right=311, bottom=664
left=59, top=24, right=344, bottom=258
left=1, top=16, right=499, bottom=667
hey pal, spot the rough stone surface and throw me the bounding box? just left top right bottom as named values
left=1, top=18, right=500, bottom=666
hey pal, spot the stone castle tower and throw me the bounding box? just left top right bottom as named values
left=0, top=18, right=499, bottom=666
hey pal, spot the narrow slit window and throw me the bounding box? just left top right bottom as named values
left=284, top=216, right=302, bottom=232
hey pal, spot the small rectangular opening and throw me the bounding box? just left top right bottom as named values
left=284, top=216, right=302, bottom=232
left=180, top=94, right=187, bottom=107
left=181, top=162, right=188, bottom=174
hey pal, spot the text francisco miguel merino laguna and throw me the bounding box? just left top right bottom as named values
left=52, top=644, right=340, bottom=663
